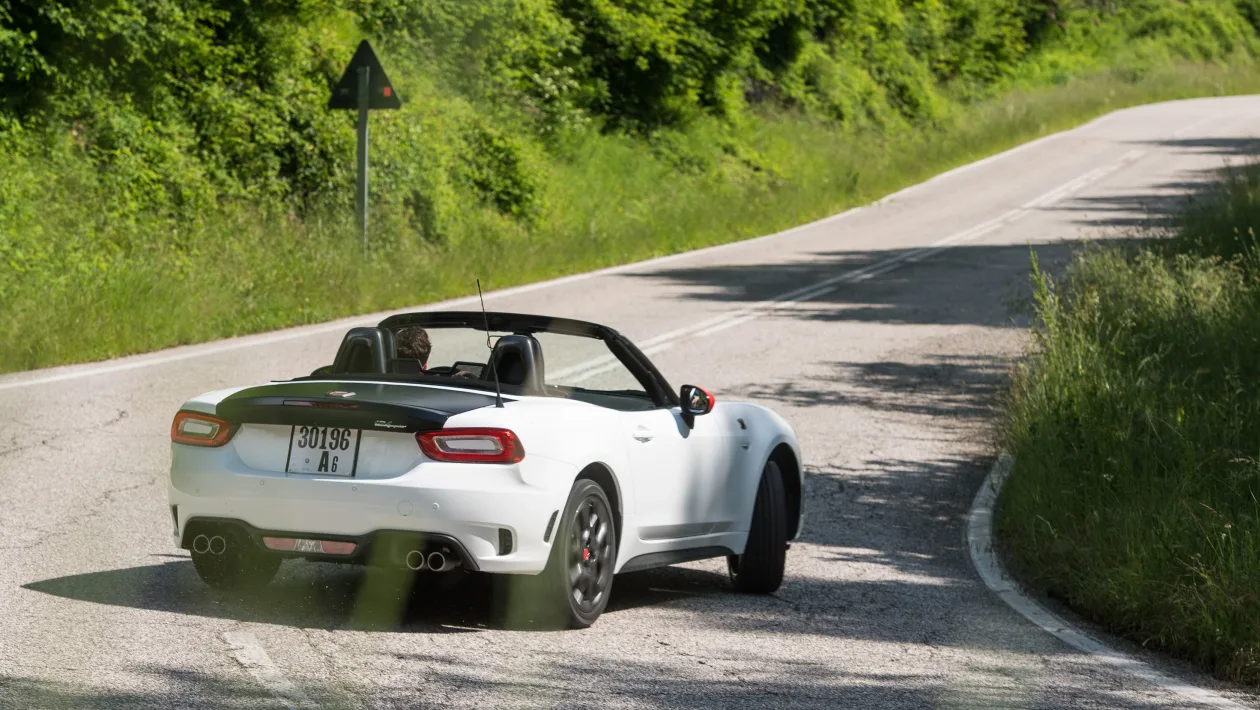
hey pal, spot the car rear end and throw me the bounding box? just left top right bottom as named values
left=168, top=380, right=575, bottom=574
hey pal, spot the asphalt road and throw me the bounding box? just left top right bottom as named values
left=3, top=96, right=1260, bottom=709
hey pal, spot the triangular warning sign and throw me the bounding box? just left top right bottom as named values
left=329, top=40, right=402, bottom=110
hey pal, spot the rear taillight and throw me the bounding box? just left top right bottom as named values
left=416, top=428, right=525, bottom=464
left=171, top=411, right=237, bottom=447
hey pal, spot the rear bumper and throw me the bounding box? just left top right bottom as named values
left=169, top=445, right=576, bottom=574
left=180, top=517, right=480, bottom=570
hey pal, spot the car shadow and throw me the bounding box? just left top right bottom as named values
left=22, top=557, right=733, bottom=633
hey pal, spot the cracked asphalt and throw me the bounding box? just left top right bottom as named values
left=3, top=96, right=1260, bottom=708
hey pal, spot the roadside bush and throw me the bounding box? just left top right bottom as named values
left=457, top=119, right=544, bottom=221
left=1000, top=163, right=1260, bottom=685
left=1, top=0, right=1251, bottom=221
left=1131, top=1, right=1256, bottom=60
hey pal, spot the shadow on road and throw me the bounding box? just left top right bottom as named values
left=1057, top=137, right=1260, bottom=230
left=22, top=556, right=747, bottom=634
left=0, top=668, right=278, bottom=709
left=1139, top=136, right=1260, bottom=158
left=1, top=652, right=1192, bottom=710
left=738, top=355, right=1009, bottom=421
left=623, top=239, right=1116, bottom=331
left=24, top=548, right=980, bottom=645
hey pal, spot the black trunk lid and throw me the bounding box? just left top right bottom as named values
left=215, top=380, right=500, bottom=433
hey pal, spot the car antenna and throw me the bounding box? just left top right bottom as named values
left=477, top=279, right=505, bottom=408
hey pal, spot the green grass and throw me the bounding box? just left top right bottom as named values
left=4, top=61, right=1260, bottom=373
left=999, top=162, right=1260, bottom=685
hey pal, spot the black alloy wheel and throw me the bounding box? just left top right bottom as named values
left=505, top=478, right=617, bottom=629
left=492, top=478, right=617, bottom=629
left=566, top=483, right=616, bottom=621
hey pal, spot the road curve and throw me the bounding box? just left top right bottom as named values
left=3, top=96, right=1260, bottom=709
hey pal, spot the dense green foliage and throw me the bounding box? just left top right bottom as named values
left=4, top=1, right=1260, bottom=369
left=1000, top=165, right=1260, bottom=684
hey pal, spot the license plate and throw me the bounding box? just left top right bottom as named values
left=285, top=426, right=361, bottom=476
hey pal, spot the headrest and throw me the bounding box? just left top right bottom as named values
left=332, top=327, right=396, bottom=375
left=485, top=334, right=545, bottom=393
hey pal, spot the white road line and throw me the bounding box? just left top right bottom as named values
left=967, top=456, right=1249, bottom=710
left=222, top=631, right=316, bottom=710
left=0, top=104, right=1142, bottom=393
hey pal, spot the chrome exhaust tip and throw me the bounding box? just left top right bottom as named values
left=208, top=535, right=227, bottom=556
left=405, top=550, right=426, bottom=571
left=427, top=551, right=460, bottom=573
left=192, top=534, right=210, bottom=555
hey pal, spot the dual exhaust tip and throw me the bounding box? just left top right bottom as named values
left=191, top=534, right=226, bottom=556
left=193, top=533, right=460, bottom=572
left=405, top=549, right=460, bottom=572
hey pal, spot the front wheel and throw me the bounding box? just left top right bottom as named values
left=727, top=459, right=788, bottom=594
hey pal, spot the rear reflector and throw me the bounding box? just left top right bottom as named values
left=321, top=540, right=357, bottom=555
left=262, top=537, right=297, bottom=551
left=171, top=411, right=237, bottom=447
left=417, top=428, right=525, bottom=464
left=263, top=537, right=356, bottom=555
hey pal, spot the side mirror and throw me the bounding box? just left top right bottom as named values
left=680, top=385, right=714, bottom=416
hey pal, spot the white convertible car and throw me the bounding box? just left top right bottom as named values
left=169, top=311, right=803, bottom=627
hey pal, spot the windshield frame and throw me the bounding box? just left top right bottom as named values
left=373, top=311, right=678, bottom=408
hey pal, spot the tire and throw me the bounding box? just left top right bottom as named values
left=727, top=459, right=788, bottom=594
left=191, top=531, right=281, bottom=592
left=499, top=479, right=617, bottom=629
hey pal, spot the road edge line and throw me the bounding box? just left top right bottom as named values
left=966, top=454, right=1249, bottom=709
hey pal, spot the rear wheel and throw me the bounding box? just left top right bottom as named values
left=191, top=531, right=280, bottom=592
left=727, top=460, right=788, bottom=594
left=558, top=480, right=618, bottom=627
left=500, top=479, right=617, bottom=629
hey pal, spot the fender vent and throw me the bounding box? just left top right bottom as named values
left=498, top=528, right=514, bottom=556
left=542, top=510, right=559, bottom=542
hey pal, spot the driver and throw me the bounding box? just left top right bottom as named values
left=395, top=326, right=476, bottom=378
left=396, top=327, right=432, bottom=368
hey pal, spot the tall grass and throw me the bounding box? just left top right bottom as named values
left=4, top=61, right=1260, bottom=373
left=1000, top=163, right=1260, bottom=685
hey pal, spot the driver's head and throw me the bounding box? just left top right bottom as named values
left=396, top=327, right=432, bottom=367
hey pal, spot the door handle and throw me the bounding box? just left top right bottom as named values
left=633, top=427, right=654, bottom=442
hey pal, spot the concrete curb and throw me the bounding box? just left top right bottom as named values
left=967, top=454, right=1248, bottom=709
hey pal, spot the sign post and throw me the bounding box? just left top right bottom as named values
left=355, top=65, right=370, bottom=252
left=329, top=40, right=402, bottom=253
